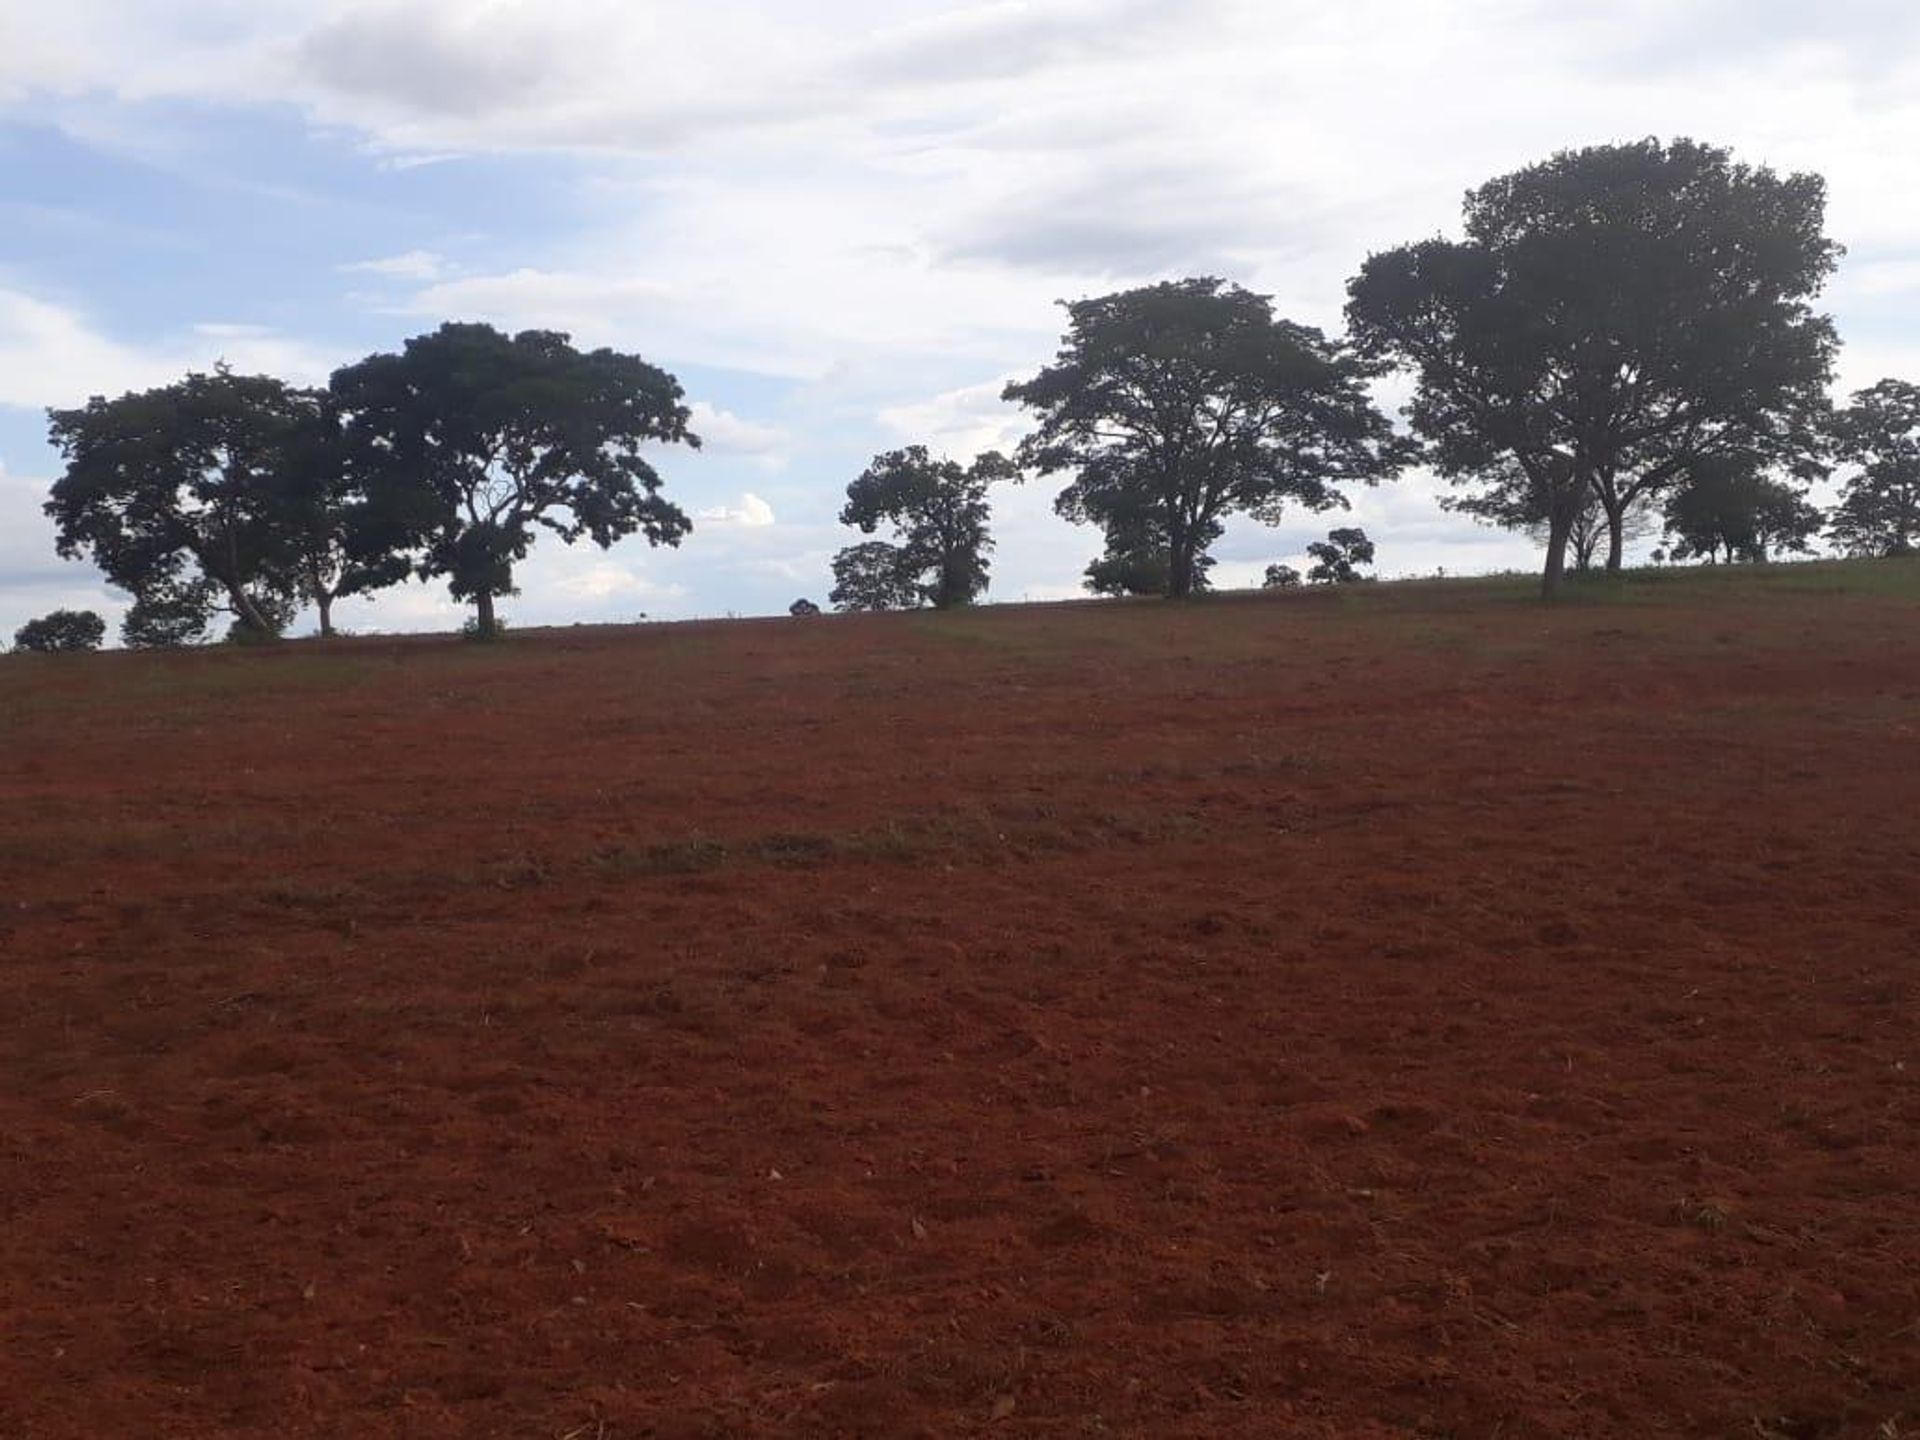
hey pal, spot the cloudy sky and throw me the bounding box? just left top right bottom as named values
left=3, top=0, right=1919, bottom=638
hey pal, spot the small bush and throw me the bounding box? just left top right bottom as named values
left=12, top=609, right=106, bottom=653
left=789, top=598, right=822, bottom=617
left=1262, top=564, right=1302, bottom=589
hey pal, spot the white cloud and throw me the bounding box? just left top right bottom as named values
left=687, top=402, right=788, bottom=464
left=697, top=493, right=777, bottom=527
left=552, top=561, right=688, bottom=603
left=878, top=377, right=1027, bottom=459
left=342, top=249, right=447, bottom=282
left=0, top=287, right=342, bottom=409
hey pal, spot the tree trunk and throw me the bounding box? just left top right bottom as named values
left=229, top=586, right=278, bottom=639
left=475, top=590, right=497, bottom=638
left=1604, top=510, right=1625, bottom=573
left=315, top=589, right=335, bottom=638
left=1166, top=543, right=1194, bottom=600
left=1541, top=506, right=1576, bottom=601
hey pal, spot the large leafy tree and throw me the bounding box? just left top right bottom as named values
left=1306, top=526, right=1376, bottom=584
left=835, top=446, right=1012, bottom=609
left=829, top=540, right=924, bottom=612
left=1829, top=379, right=1920, bottom=557
left=11, top=609, right=105, bottom=654
left=46, top=366, right=315, bottom=645
left=1662, top=455, right=1823, bottom=563
left=1346, top=138, right=1839, bottom=598
left=1003, top=277, right=1408, bottom=599
left=330, top=323, right=698, bottom=637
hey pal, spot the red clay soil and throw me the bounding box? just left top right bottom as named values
left=1, top=573, right=1917, bottom=1438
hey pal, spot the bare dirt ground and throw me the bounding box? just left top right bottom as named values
left=2, top=566, right=1917, bottom=1439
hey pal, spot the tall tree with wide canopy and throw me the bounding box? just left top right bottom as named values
left=836, top=446, right=1013, bottom=609
left=330, top=323, right=698, bottom=637
left=1829, top=379, right=1920, bottom=557
left=1662, top=455, right=1824, bottom=564
left=46, top=366, right=315, bottom=645
left=1346, top=138, right=1839, bottom=598
left=1003, top=278, right=1408, bottom=599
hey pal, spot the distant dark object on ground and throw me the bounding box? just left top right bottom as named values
left=789, top=598, right=821, bottom=616
left=12, top=608, right=107, bottom=653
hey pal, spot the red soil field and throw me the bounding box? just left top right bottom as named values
left=2, top=567, right=1917, bottom=1439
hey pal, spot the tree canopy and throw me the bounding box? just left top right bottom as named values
left=1347, top=137, right=1839, bottom=597
left=1306, top=526, right=1376, bottom=583
left=1829, top=379, right=1920, bottom=557
left=830, top=540, right=925, bottom=612
left=330, top=323, right=698, bottom=637
left=1005, top=277, right=1408, bottom=599
left=12, top=609, right=105, bottom=653
left=1662, top=456, right=1823, bottom=563
left=45, top=366, right=318, bottom=646
left=835, top=446, right=1012, bottom=610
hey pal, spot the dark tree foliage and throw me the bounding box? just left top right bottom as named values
left=11, top=608, right=105, bottom=653
left=829, top=540, right=924, bottom=612
left=280, top=396, right=431, bottom=637
left=1004, top=277, right=1408, bottom=599
left=788, top=598, right=822, bottom=617
left=1458, top=479, right=1656, bottom=572
left=331, top=323, right=698, bottom=638
left=1347, top=137, right=1839, bottom=598
left=1084, top=543, right=1216, bottom=597
left=1829, top=379, right=1920, bottom=557
left=45, top=366, right=315, bottom=645
left=836, top=446, right=1013, bottom=609
left=1079, top=491, right=1220, bottom=597
left=1662, top=455, right=1824, bottom=563
left=1262, top=563, right=1302, bottom=589
left=1306, top=526, right=1376, bottom=584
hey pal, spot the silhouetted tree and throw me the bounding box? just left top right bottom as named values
left=830, top=540, right=922, bottom=612
left=1663, top=455, right=1823, bottom=563
left=11, top=609, right=105, bottom=653
left=1306, top=527, right=1375, bottom=583
left=1262, top=564, right=1302, bottom=589
left=1829, top=379, right=1920, bottom=557
left=788, top=598, right=821, bottom=617
left=836, top=446, right=1012, bottom=609
left=1005, top=277, right=1407, bottom=599
left=1459, top=481, right=1656, bottom=571
left=280, top=395, right=431, bottom=638
left=330, top=323, right=697, bottom=639
left=45, top=366, right=314, bottom=645
left=1347, top=138, right=1839, bottom=598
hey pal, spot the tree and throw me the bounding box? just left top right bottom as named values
left=1004, top=277, right=1408, bottom=599
left=835, top=446, right=1012, bottom=609
left=12, top=609, right=105, bottom=653
left=1662, top=455, right=1824, bottom=563
left=1829, top=379, right=1920, bottom=557
left=788, top=598, right=821, bottom=617
left=330, top=323, right=698, bottom=638
left=46, top=366, right=317, bottom=645
left=279, top=396, right=431, bottom=638
left=1457, top=481, right=1657, bottom=572
left=1080, top=494, right=1220, bottom=597
left=1305, top=527, right=1375, bottom=583
left=1262, top=564, right=1302, bottom=589
left=1347, top=138, right=1840, bottom=598
left=830, top=541, right=923, bottom=611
